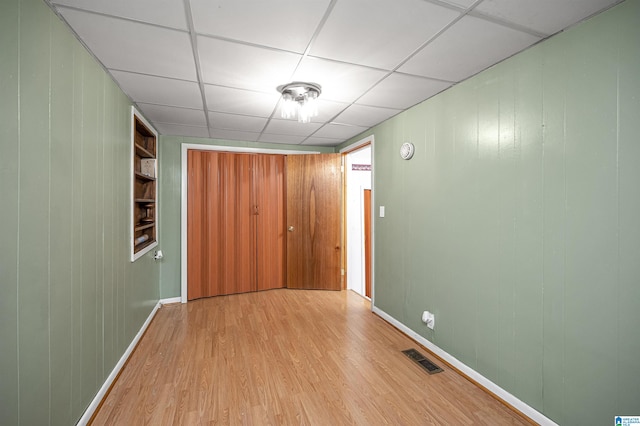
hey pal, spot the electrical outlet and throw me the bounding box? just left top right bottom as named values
left=422, top=311, right=435, bottom=330
left=427, top=313, right=435, bottom=330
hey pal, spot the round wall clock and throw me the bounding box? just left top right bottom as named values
left=400, top=142, right=415, bottom=160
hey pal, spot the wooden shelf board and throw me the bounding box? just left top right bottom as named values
left=135, top=143, right=155, bottom=158
left=135, top=171, right=156, bottom=181
left=134, top=238, right=156, bottom=253
left=134, top=199, right=156, bottom=203
left=135, top=223, right=155, bottom=232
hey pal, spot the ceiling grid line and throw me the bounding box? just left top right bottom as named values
left=258, top=0, right=340, bottom=144
left=48, top=0, right=622, bottom=146
left=182, top=0, right=213, bottom=138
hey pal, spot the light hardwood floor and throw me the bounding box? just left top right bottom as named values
left=91, top=289, right=531, bottom=425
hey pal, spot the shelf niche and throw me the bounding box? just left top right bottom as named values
left=131, top=107, right=158, bottom=261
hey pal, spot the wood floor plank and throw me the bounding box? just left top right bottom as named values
left=91, top=289, right=531, bottom=425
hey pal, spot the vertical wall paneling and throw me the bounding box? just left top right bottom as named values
left=338, top=1, right=640, bottom=424
left=0, top=0, right=20, bottom=424
left=540, top=22, right=571, bottom=424
left=18, top=0, right=51, bottom=422
left=512, top=50, right=544, bottom=410
left=473, top=71, right=501, bottom=385
left=49, top=8, right=75, bottom=424
left=0, top=0, right=160, bottom=423
left=495, top=60, right=518, bottom=395
left=401, top=105, right=430, bottom=333
left=70, top=37, right=86, bottom=418
left=80, top=45, right=99, bottom=408
left=616, top=3, right=640, bottom=415
left=561, top=15, right=619, bottom=424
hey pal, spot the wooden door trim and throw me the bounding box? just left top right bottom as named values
left=180, top=144, right=322, bottom=303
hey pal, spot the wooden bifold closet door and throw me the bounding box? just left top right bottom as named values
left=187, top=150, right=285, bottom=300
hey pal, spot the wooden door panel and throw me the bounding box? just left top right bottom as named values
left=187, top=150, right=207, bottom=300
left=218, top=153, right=254, bottom=296
left=254, top=155, right=286, bottom=291
left=286, top=154, right=342, bottom=290
left=364, top=189, right=372, bottom=298
left=187, top=151, right=255, bottom=300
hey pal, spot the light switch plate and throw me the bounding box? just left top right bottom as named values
left=380, top=206, right=385, bottom=217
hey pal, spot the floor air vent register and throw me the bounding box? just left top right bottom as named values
left=402, top=348, right=443, bottom=375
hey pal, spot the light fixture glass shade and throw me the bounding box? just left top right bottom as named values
left=280, top=92, right=297, bottom=120
left=277, top=82, right=321, bottom=123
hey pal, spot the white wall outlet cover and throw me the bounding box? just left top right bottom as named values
left=422, top=311, right=435, bottom=329
left=427, top=313, right=435, bottom=330
left=379, top=206, right=385, bottom=217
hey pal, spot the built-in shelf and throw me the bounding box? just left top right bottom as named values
left=135, top=223, right=155, bottom=232
left=135, top=171, right=156, bottom=181
left=135, top=143, right=154, bottom=158
left=131, top=108, right=158, bottom=262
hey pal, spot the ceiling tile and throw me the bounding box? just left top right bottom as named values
left=53, top=0, right=187, bottom=30
left=209, top=128, right=260, bottom=142
left=357, top=73, right=452, bottom=110
left=334, top=104, right=402, bottom=128
left=110, top=71, right=203, bottom=109
left=264, top=119, right=322, bottom=137
left=208, top=112, right=268, bottom=133
left=190, top=0, right=331, bottom=53
left=59, top=9, right=196, bottom=80
left=258, top=134, right=307, bottom=145
left=49, top=0, right=618, bottom=148
left=205, top=85, right=280, bottom=117
left=154, top=123, right=210, bottom=138
left=310, top=0, right=459, bottom=70
left=292, top=57, right=388, bottom=104
left=474, top=0, right=620, bottom=35
left=399, top=15, right=541, bottom=82
left=313, top=123, right=369, bottom=140
left=198, top=36, right=301, bottom=92
left=438, top=0, right=479, bottom=8
left=302, top=136, right=345, bottom=146
left=308, top=99, right=350, bottom=123
left=136, top=103, right=206, bottom=127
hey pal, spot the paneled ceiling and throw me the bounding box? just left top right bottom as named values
left=47, top=0, right=621, bottom=147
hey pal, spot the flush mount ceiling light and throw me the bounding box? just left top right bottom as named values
left=277, top=82, right=321, bottom=124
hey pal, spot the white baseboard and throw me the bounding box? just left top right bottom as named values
left=372, top=306, right=557, bottom=426
left=76, top=300, right=162, bottom=425
left=160, top=296, right=181, bottom=305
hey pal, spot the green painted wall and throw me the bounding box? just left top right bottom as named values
left=340, top=1, right=640, bottom=424
left=0, top=0, right=159, bottom=424
left=158, top=136, right=333, bottom=298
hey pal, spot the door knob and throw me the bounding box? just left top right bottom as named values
left=288, top=226, right=295, bottom=232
